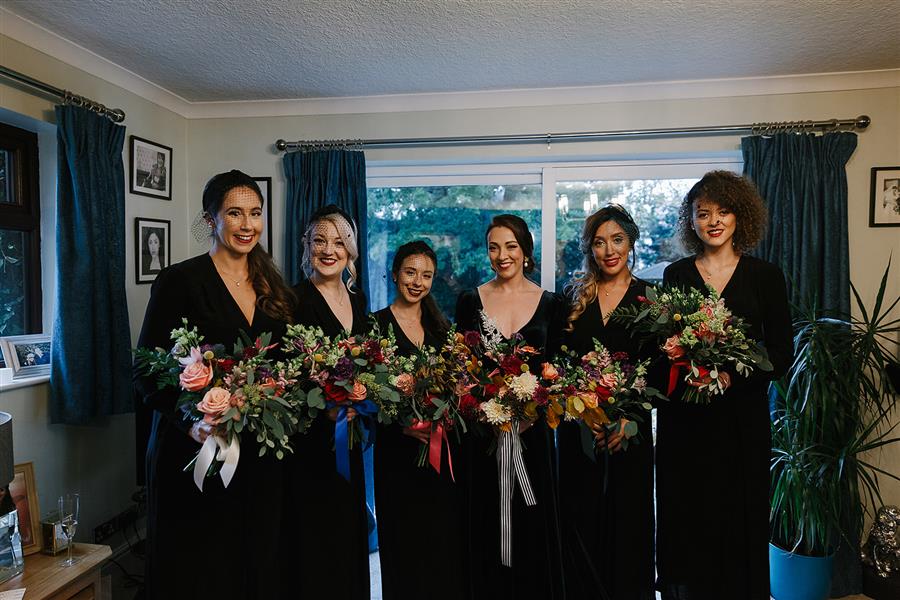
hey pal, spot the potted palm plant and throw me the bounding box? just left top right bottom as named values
left=769, top=262, right=900, bottom=600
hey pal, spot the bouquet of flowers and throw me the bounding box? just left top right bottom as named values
left=541, top=342, right=663, bottom=451
left=612, top=285, right=772, bottom=403
left=282, top=322, right=404, bottom=480
left=134, top=319, right=305, bottom=491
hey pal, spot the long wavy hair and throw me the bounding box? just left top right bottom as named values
left=392, top=240, right=450, bottom=339
left=564, top=204, right=640, bottom=331
left=202, top=170, right=295, bottom=323
left=301, top=205, right=360, bottom=293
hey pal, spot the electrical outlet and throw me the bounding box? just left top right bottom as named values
left=93, top=517, right=117, bottom=543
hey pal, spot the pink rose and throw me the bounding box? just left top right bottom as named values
left=196, top=387, right=231, bottom=424
left=180, top=354, right=213, bottom=391
left=662, top=335, right=686, bottom=359
left=230, top=389, right=246, bottom=409
left=541, top=362, right=560, bottom=381
left=347, top=380, right=367, bottom=402
left=599, top=372, right=618, bottom=389
left=696, top=322, right=717, bottom=344
left=395, top=373, right=416, bottom=396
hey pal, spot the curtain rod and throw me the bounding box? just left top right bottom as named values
left=275, top=115, right=870, bottom=152
left=0, top=65, right=126, bottom=123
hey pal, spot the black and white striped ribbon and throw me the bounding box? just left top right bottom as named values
left=497, top=423, right=536, bottom=567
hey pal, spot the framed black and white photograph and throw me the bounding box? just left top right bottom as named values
left=135, top=217, right=171, bottom=284
left=1, top=334, right=52, bottom=380
left=253, top=176, right=274, bottom=255
left=870, top=166, right=900, bottom=227
left=130, top=135, right=173, bottom=200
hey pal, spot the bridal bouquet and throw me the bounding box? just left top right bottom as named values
left=282, top=322, right=404, bottom=480
left=134, top=319, right=304, bottom=491
left=612, top=285, right=772, bottom=403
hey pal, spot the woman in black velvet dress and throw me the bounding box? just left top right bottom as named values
left=656, top=171, right=793, bottom=600
left=558, top=205, right=655, bottom=600
left=454, top=214, right=567, bottom=600
left=372, top=240, right=466, bottom=600
left=282, top=205, right=371, bottom=599
left=134, top=170, right=296, bottom=599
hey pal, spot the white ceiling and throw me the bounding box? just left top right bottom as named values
left=3, top=0, right=899, bottom=103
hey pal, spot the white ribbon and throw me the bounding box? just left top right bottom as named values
left=497, top=422, right=536, bottom=567
left=193, top=434, right=241, bottom=492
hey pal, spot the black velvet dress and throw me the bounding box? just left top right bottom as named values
left=372, top=307, right=467, bottom=600
left=281, top=278, right=371, bottom=600
left=134, top=254, right=288, bottom=600
left=454, top=288, right=567, bottom=600
left=558, top=279, right=656, bottom=600
left=656, top=256, right=792, bottom=600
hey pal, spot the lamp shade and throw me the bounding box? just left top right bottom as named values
left=0, top=412, right=12, bottom=488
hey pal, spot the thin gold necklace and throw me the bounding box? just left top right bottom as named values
left=212, top=258, right=248, bottom=287
left=316, top=282, right=346, bottom=307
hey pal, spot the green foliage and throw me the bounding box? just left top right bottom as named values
left=0, top=229, right=26, bottom=335
left=770, top=261, right=900, bottom=556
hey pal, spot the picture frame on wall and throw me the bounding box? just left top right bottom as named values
left=870, top=166, right=900, bottom=227
left=130, top=135, right=173, bottom=200
left=7, top=462, right=41, bottom=555
left=135, top=217, right=171, bottom=284
left=0, top=334, right=52, bottom=380
left=253, top=177, right=274, bottom=255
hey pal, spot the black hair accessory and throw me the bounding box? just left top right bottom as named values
left=309, top=204, right=354, bottom=225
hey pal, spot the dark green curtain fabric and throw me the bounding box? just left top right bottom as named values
left=49, top=105, right=132, bottom=424
left=741, top=132, right=857, bottom=317
left=282, top=149, right=368, bottom=293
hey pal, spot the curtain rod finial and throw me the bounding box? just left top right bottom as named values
left=856, top=115, right=871, bottom=130
left=110, top=109, right=125, bottom=123
left=275, top=139, right=287, bottom=152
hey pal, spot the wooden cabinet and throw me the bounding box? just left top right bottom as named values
left=0, top=543, right=111, bottom=600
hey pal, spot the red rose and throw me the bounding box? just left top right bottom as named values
left=323, top=382, right=349, bottom=403
left=484, top=384, right=499, bottom=397
left=217, top=358, right=236, bottom=373
left=458, top=393, right=479, bottom=416
left=595, top=386, right=612, bottom=402
left=500, top=355, right=524, bottom=376
left=463, top=331, right=482, bottom=347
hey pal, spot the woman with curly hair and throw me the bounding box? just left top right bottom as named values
left=656, top=171, right=793, bottom=600
left=558, top=204, right=656, bottom=600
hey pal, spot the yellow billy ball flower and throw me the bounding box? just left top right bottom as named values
left=380, top=339, right=389, bottom=348
left=313, top=353, right=325, bottom=363
left=351, top=347, right=361, bottom=357
left=521, top=364, right=530, bottom=373
left=203, top=350, right=214, bottom=360
left=673, top=313, right=682, bottom=321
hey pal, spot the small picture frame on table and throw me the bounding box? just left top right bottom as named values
left=135, top=218, right=171, bottom=284
left=7, top=462, right=41, bottom=555
left=130, top=135, right=173, bottom=200
left=0, top=334, right=51, bottom=380
left=870, top=166, right=900, bottom=227
left=252, top=177, right=274, bottom=255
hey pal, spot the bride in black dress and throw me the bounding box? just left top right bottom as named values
left=134, top=170, right=296, bottom=599
left=282, top=205, right=371, bottom=599
left=558, top=205, right=655, bottom=600
left=373, top=240, right=466, bottom=600
left=454, top=214, right=566, bottom=600
left=656, top=171, right=793, bottom=600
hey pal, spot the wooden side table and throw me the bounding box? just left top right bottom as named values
left=0, top=543, right=112, bottom=600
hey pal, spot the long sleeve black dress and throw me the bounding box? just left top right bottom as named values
left=281, top=278, right=371, bottom=599
left=454, top=288, right=567, bottom=600
left=134, top=253, right=288, bottom=600
left=372, top=307, right=467, bottom=600
left=656, top=255, right=792, bottom=600
left=558, top=278, right=656, bottom=600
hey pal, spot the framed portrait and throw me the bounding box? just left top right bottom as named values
left=0, top=334, right=51, bottom=380
left=253, top=177, right=274, bottom=255
left=870, top=166, right=900, bottom=227
left=8, top=462, right=41, bottom=555
left=135, top=217, right=171, bottom=284
left=130, top=135, right=173, bottom=200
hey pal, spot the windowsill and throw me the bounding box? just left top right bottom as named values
left=0, top=368, right=49, bottom=392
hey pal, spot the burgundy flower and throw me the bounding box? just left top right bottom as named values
left=500, top=355, right=524, bottom=376
left=463, top=331, right=481, bottom=347
left=611, top=351, right=630, bottom=362
left=533, top=386, right=549, bottom=406
left=458, top=393, right=479, bottom=416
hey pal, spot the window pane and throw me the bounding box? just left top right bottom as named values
left=555, top=179, right=694, bottom=290
left=367, top=184, right=542, bottom=319
left=0, top=149, right=11, bottom=205
left=0, top=229, right=29, bottom=335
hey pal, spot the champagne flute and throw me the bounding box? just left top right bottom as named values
left=58, top=493, right=81, bottom=567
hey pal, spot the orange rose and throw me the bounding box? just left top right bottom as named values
left=395, top=373, right=415, bottom=396
left=196, top=387, right=231, bottom=424
left=579, top=391, right=599, bottom=410
left=180, top=360, right=213, bottom=391
left=599, top=372, right=618, bottom=389
left=347, top=380, right=367, bottom=402
left=662, top=335, right=686, bottom=359
left=541, top=362, right=560, bottom=381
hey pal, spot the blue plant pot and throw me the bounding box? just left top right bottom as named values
left=769, top=543, right=834, bottom=600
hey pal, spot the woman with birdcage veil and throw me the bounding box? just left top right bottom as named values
left=133, top=170, right=296, bottom=599
left=279, top=204, right=371, bottom=599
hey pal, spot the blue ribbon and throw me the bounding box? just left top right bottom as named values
left=330, top=400, right=378, bottom=481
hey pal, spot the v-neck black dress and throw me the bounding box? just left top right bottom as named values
left=372, top=307, right=467, bottom=600
left=134, top=253, right=288, bottom=600
left=656, top=256, right=792, bottom=600
left=558, top=279, right=656, bottom=600
left=281, top=278, right=371, bottom=600
left=454, top=288, right=567, bottom=600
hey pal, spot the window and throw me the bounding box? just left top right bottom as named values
left=0, top=121, right=41, bottom=335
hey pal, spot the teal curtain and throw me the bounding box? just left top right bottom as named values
left=741, top=132, right=857, bottom=317
left=49, top=105, right=132, bottom=424
left=282, top=149, right=368, bottom=292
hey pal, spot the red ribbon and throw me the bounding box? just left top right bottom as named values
left=411, top=420, right=455, bottom=482
left=667, top=359, right=710, bottom=395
